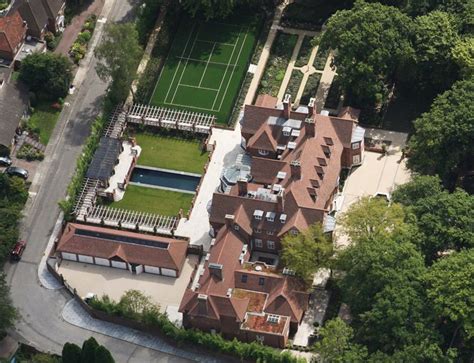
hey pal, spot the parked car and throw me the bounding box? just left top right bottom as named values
left=5, top=166, right=28, bottom=179
left=10, top=240, right=26, bottom=261
left=0, top=156, right=12, bottom=166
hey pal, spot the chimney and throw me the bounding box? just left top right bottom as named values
left=305, top=118, right=315, bottom=138
left=237, top=178, right=248, bottom=196
left=290, top=160, right=301, bottom=179
left=209, top=263, right=223, bottom=280
left=308, top=97, right=315, bottom=117
left=276, top=188, right=285, bottom=213
left=283, top=94, right=291, bottom=119
left=225, top=214, right=235, bottom=228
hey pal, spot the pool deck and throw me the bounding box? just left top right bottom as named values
left=129, top=181, right=196, bottom=194
left=135, top=165, right=202, bottom=178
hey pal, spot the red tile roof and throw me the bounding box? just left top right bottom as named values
left=0, top=11, right=26, bottom=56
left=57, top=223, right=188, bottom=272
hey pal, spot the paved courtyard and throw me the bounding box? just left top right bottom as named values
left=335, top=129, right=411, bottom=248
left=58, top=255, right=199, bottom=313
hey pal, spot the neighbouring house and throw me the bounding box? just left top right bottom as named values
left=10, top=0, right=64, bottom=39
left=179, top=94, right=365, bottom=348
left=0, top=10, right=26, bottom=61
left=56, top=223, right=190, bottom=277
left=0, top=67, right=28, bottom=152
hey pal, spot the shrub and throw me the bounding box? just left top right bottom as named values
left=77, top=31, right=91, bottom=44
left=16, top=144, right=44, bottom=161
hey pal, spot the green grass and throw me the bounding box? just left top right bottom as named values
left=150, top=14, right=259, bottom=124
left=135, top=133, right=208, bottom=174
left=28, top=102, right=61, bottom=145
left=295, top=36, right=314, bottom=67
left=112, top=185, right=194, bottom=216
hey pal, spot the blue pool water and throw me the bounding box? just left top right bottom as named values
left=130, top=167, right=200, bottom=192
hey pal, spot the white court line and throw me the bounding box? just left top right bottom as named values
left=198, top=43, right=216, bottom=87
left=176, top=56, right=238, bottom=68
left=198, top=39, right=236, bottom=47
left=170, top=32, right=201, bottom=104
left=180, top=84, right=219, bottom=92
left=211, top=27, right=242, bottom=111
left=163, top=101, right=216, bottom=112
left=217, top=27, right=250, bottom=111
left=164, top=24, right=198, bottom=104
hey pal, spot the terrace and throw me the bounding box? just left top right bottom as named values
left=241, top=313, right=289, bottom=335
left=232, top=288, right=268, bottom=313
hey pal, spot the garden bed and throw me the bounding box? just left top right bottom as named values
left=258, top=32, right=298, bottom=97
left=300, top=72, right=321, bottom=105
left=133, top=133, right=208, bottom=174
left=313, top=47, right=330, bottom=71
left=69, top=14, right=97, bottom=64
left=16, top=144, right=44, bottom=161
left=285, top=70, right=304, bottom=100
left=110, top=185, right=193, bottom=216
left=294, top=36, right=314, bottom=68
left=25, top=101, right=61, bottom=145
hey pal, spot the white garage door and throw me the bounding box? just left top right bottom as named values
left=111, top=260, right=127, bottom=269
left=144, top=265, right=161, bottom=275
left=161, top=268, right=177, bottom=277
left=135, top=265, right=144, bottom=274
left=61, top=252, right=77, bottom=261
left=77, top=254, right=94, bottom=264
left=95, top=257, right=110, bottom=267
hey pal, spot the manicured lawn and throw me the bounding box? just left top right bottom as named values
left=28, top=102, right=61, bottom=145
left=150, top=14, right=260, bottom=124
left=135, top=133, right=208, bottom=174
left=112, top=185, right=194, bottom=216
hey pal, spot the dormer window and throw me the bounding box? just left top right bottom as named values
left=291, top=229, right=298, bottom=236
left=315, top=166, right=325, bottom=179
left=280, top=214, right=287, bottom=223
left=234, top=224, right=240, bottom=231
left=317, top=157, right=327, bottom=166
left=266, top=212, right=275, bottom=222
left=322, top=145, right=331, bottom=157
left=283, top=126, right=292, bottom=136
left=287, top=141, right=297, bottom=150
left=277, top=171, right=287, bottom=180
left=352, top=142, right=360, bottom=150
left=253, top=210, right=264, bottom=220
left=272, top=184, right=282, bottom=193
left=310, top=179, right=320, bottom=188
left=324, top=137, right=334, bottom=146
left=307, top=187, right=317, bottom=201
left=258, top=149, right=269, bottom=156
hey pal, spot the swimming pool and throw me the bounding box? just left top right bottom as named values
left=130, top=167, right=201, bottom=193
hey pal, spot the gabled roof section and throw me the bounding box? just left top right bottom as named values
left=247, top=125, right=278, bottom=152
left=0, top=11, right=25, bottom=55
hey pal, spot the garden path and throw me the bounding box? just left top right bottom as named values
left=276, top=33, right=304, bottom=102
left=314, top=51, right=337, bottom=113
left=293, top=45, right=321, bottom=105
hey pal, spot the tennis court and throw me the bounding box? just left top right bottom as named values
left=151, top=16, right=258, bottom=124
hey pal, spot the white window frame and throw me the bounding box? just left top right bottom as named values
left=352, top=142, right=360, bottom=150
left=291, top=229, right=298, bottom=236
left=254, top=228, right=262, bottom=234
left=266, top=230, right=274, bottom=235
left=353, top=154, right=361, bottom=164
left=267, top=314, right=280, bottom=324
left=258, top=149, right=269, bottom=156
left=254, top=239, right=263, bottom=248
left=267, top=240, right=275, bottom=250
left=234, top=224, right=240, bottom=231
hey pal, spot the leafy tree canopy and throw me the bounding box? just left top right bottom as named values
left=95, top=23, right=143, bottom=105
left=80, top=337, right=99, bottom=363
left=19, top=52, right=73, bottom=100
left=0, top=273, right=17, bottom=334
left=62, top=342, right=81, bottom=363
left=319, top=0, right=414, bottom=107
left=452, top=37, right=474, bottom=78
left=407, top=78, right=474, bottom=190
left=281, top=223, right=333, bottom=281
left=180, top=0, right=238, bottom=19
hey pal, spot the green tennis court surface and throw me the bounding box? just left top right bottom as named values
left=151, top=16, right=259, bottom=124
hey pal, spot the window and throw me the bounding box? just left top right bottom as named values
left=353, top=154, right=361, bottom=164
left=266, top=211, right=276, bottom=222
left=352, top=142, right=360, bottom=150
left=266, top=230, right=274, bottom=235
left=267, top=240, right=275, bottom=249
left=254, top=210, right=263, bottom=220
left=291, top=229, right=298, bottom=236
left=267, top=314, right=280, bottom=324
left=254, top=228, right=262, bottom=234
left=241, top=274, right=248, bottom=283
left=259, top=277, right=265, bottom=286
left=234, top=224, right=240, bottom=231
left=258, top=149, right=269, bottom=156
left=256, top=335, right=265, bottom=343
left=254, top=239, right=263, bottom=248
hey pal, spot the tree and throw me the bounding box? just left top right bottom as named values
left=313, top=318, right=368, bottom=362
left=180, top=0, right=237, bottom=19
left=425, top=250, right=474, bottom=348
left=0, top=273, right=17, bottom=334
left=281, top=224, right=333, bottom=281
left=19, top=52, right=73, bottom=100
left=412, top=11, right=460, bottom=92
left=407, top=78, right=474, bottom=190
left=118, top=290, right=156, bottom=319
left=94, top=345, right=115, bottom=363
left=394, top=177, right=474, bottom=263
left=95, top=23, right=143, bottom=105
left=62, top=342, right=82, bottom=363
left=319, top=0, right=414, bottom=107
left=339, top=197, right=406, bottom=242
left=80, top=337, right=99, bottom=363
left=452, top=37, right=474, bottom=78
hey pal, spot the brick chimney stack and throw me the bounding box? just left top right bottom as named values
left=290, top=160, right=301, bottom=179
left=308, top=97, right=315, bottom=117
left=209, top=263, right=223, bottom=280
left=276, top=188, right=285, bottom=212
left=225, top=214, right=235, bottom=229
left=237, top=178, right=248, bottom=196
left=305, top=118, right=315, bottom=138
left=283, top=94, right=291, bottom=119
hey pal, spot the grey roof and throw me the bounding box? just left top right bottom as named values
left=86, top=137, right=122, bottom=181
left=267, top=116, right=302, bottom=129
left=0, top=68, right=28, bottom=147
left=11, top=0, right=48, bottom=38
left=40, top=0, right=64, bottom=19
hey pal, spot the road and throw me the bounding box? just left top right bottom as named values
left=3, top=0, right=192, bottom=361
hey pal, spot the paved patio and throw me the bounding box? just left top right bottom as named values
left=58, top=255, right=199, bottom=313
left=335, top=129, right=411, bottom=248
